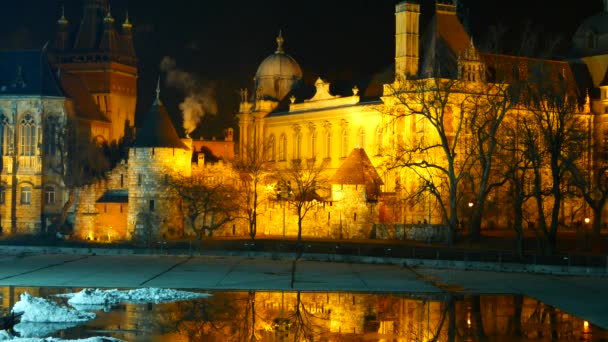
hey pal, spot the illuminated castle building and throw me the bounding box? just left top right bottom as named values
left=0, top=0, right=135, bottom=234
left=4, top=0, right=608, bottom=241
left=236, top=0, right=608, bottom=238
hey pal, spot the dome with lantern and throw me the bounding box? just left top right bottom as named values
left=254, top=31, right=303, bottom=102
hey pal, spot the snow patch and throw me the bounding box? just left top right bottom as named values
left=62, top=288, right=211, bottom=308
left=11, top=293, right=95, bottom=323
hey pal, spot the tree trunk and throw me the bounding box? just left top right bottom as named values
left=513, top=295, right=523, bottom=337
left=593, top=203, right=603, bottom=237
left=58, top=189, right=75, bottom=232
left=472, top=295, right=486, bottom=341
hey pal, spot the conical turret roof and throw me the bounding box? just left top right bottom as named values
left=134, top=84, right=188, bottom=149
left=330, top=148, right=383, bottom=186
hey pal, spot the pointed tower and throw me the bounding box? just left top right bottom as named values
left=54, top=7, right=70, bottom=51
left=51, top=0, right=137, bottom=144
left=395, top=1, right=420, bottom=79
left=127, top=80, right=191, bottom=240
left=74, top=0, right=108, bottom=50
left=121, top=12, right=136, bottom=57
left=99, top=7, right=118, bottom=52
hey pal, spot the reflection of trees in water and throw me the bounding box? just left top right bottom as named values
left=83, top=290, right=600, bottom=341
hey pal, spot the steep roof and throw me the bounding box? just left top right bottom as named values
left=59, top=72, right=110, bottom=122
left=331, top=147, right=383, bottom=186
left=0, top=50, right=64, bottom=97
left=134, top=96, right=188, bottom=149
left=418, top=5, right=471, bottom=79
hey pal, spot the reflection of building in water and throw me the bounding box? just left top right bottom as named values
left=2, top=288, right=594, bottom=341
left=114, top=291, right=600, bottom=341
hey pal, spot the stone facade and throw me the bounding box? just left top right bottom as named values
left=0, top=96, right=68, bottom=235
left=127, top=145, right=192, bottom=240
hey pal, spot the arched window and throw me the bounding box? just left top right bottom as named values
left=325, top=131, right=331, bottom=159
left=45, top=186, right=56, bottom=205
left=44, top=116, right=58, bottom=156
left=294, top=132, right=302, bottom=160
left=358, top=128, right=366, bottom=149
left=20, top=115, right=35, bottom=156
left=0, top=185, right=5, bottom=204
left=341, top=129, right=349, bottom=158
left=269, top=135, right=276, bottom=161
left=279, top=134, right=286, bottom=161
left=376, top=126, right=383, bottom=155
left=0, top=115, right=8, bottom=156
left=21, top=186, right=31, bottom=204
left=310, top=132, right=317, bottom=158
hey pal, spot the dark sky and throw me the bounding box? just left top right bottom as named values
left=0, top=0, right=603, bottom=138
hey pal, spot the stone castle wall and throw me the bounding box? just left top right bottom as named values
left=127, top=146, right=192, bottom=240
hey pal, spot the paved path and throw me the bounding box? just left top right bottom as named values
left=0, top=253, right=607, bottom=330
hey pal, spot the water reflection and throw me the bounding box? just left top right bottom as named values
left=0, top=287, right=605, bottom=341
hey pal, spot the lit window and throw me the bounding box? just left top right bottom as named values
left=21, top=186, right=31, bottom=204
left=376, top=126, right=383, bottom=155
left=325, top=131, right=331, bottom=159
left=310, top=132, right=317, bottom=158
left=358, top=128, right=366, bottom=149
left=45, top=186, right=55, bottom=205
left=341, top=129, right=349, bottom=158
left=279, top=134, right=286, bottom=161
left=20, top=115, right=35, bottom=156
left=294, top=132, right=302, bottom=160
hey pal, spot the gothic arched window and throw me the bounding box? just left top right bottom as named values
left=0, top=115, right=9, bottom=156
left=325, top=131, right=331, bottom=160
left=376, top=126, right=383, bottom=155
left=20, top=115, right=35, bottom=156
left=294, top=132, right=302, bottom=160
left=341, top=129, right=349, bottom=158
left=358, top=128, right=366, bottom=149
left=310, top=132, right=317, bottom=158
left=269, top=135, right=276, bottom=161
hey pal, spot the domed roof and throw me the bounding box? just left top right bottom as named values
left=575, top=12, right=608, bottom=38
left=255, top=31, right=302, bottom=81
left=573, top=5, right=608, bottom=55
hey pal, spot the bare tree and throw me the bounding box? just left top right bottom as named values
left=168, top=174, right=239, bottom=247
left=519, top=62, right=587, bottom=255
left=466, top=81, right=514, bottom=239
left=233, top=138, right=272, bottom=242
left=276, top=158, right=329, bottom=258
left=47, top=116, right=110, bottom=234
left=383, top=77, right=475, bottom=245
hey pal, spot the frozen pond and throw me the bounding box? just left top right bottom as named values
left=0, top=286, right=606, bottom=341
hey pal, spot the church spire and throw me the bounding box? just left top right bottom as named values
left=154, top=77, right=161, bottom=105
left=276, top=30, right=284, bottom=54
left=55, top=5, right=70, bottom=50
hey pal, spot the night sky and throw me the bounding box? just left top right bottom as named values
left=0, top=0, right=603, bottom=138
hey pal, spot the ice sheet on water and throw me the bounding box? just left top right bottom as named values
left=0, top=330, right=124, bottom=341
left=11, top=293, right=95, bottom=323
left=13, top=322, right=81, bottom=338
left=61, top=287, right=211, bottom=308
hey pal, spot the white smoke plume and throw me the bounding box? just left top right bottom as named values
left=160, top=56, right=218, bottom=137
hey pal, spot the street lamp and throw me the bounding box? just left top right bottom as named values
left=584, top=217, right=590, bottom=224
